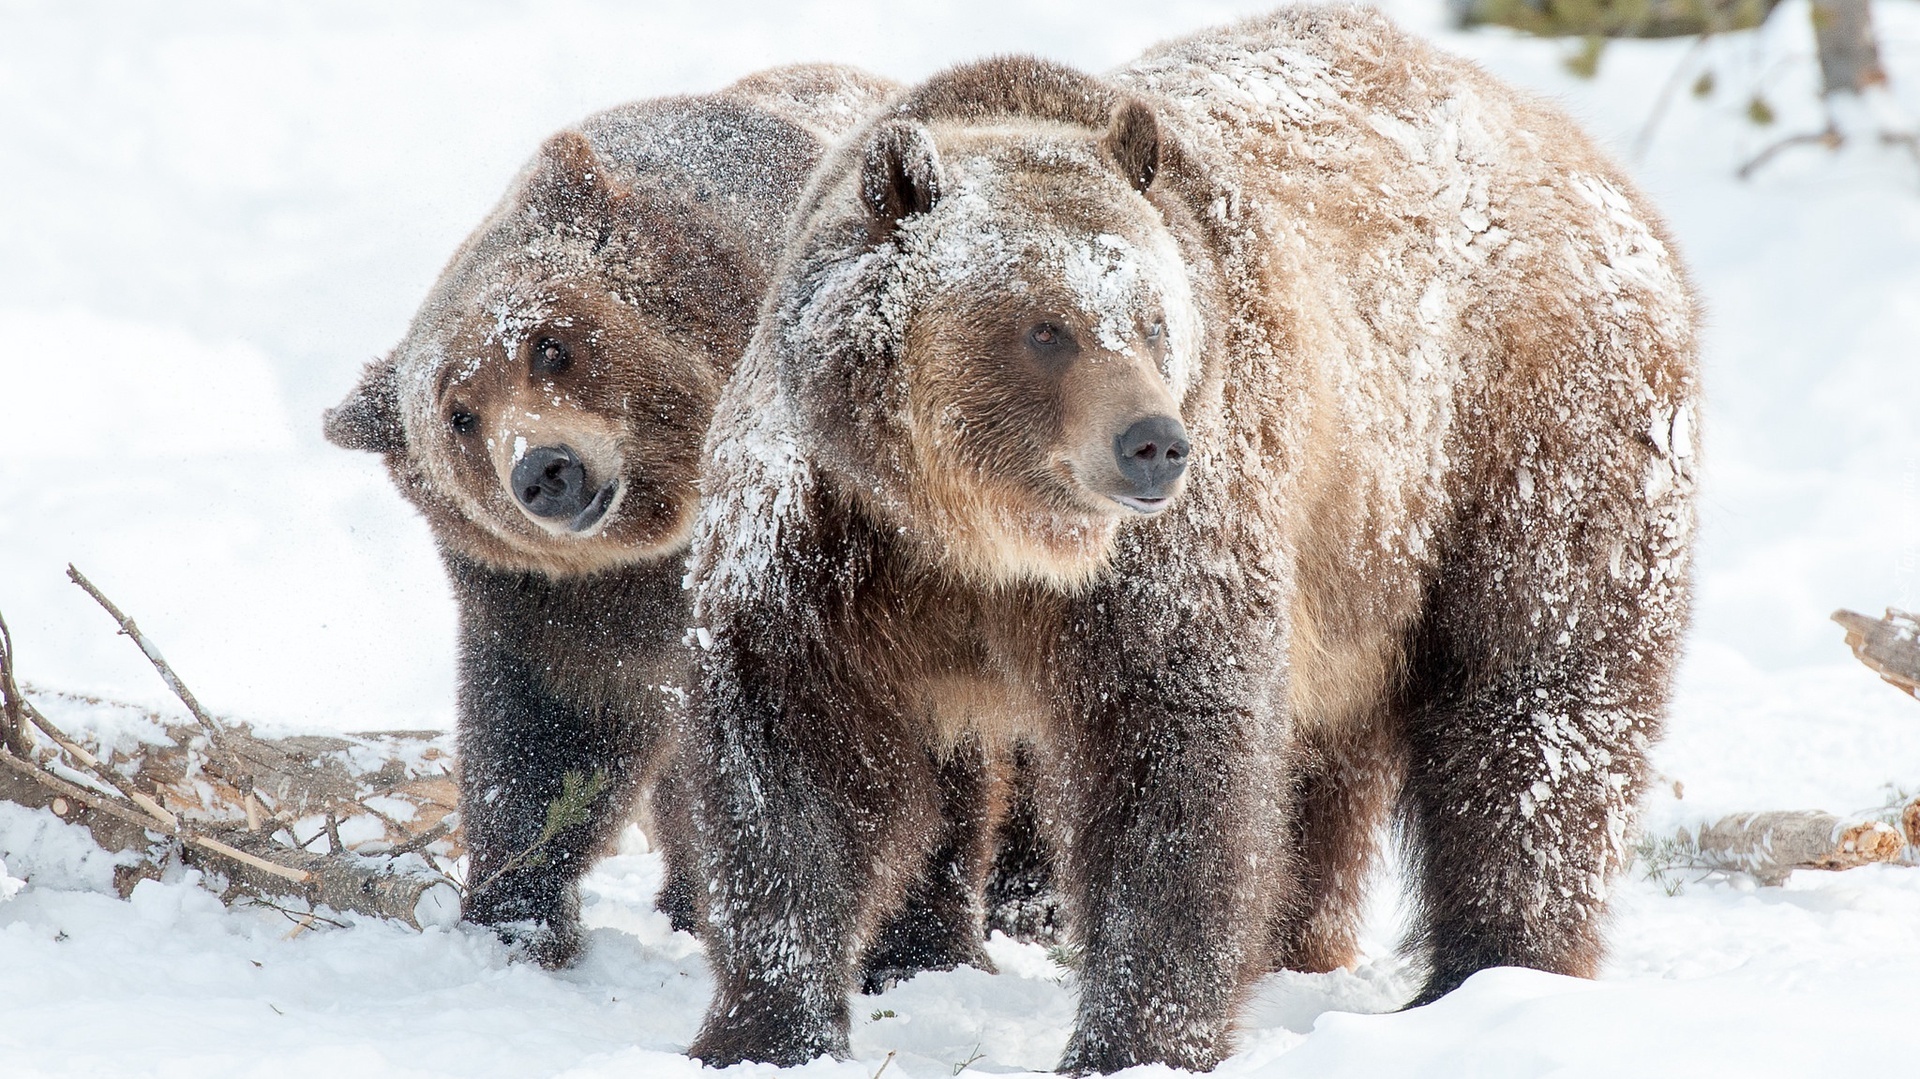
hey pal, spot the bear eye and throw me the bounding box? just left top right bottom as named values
left=449, top=409, right=479, bottom=436
left=1146, top=320, right=1165, bottom=343
left=531, top=336, right=571, bottom=376
left=1028, top=322, right=1075, bottom=350
left=1023, top=320, right=1080, bottom=371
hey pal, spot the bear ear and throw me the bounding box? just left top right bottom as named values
left=1103, top=98, right=1159, bottom=193
left=324, top=356, right=405, bottom=455
left=861, top=120, right=943, bottom=235
left=528, top=130, right=625, bottom=224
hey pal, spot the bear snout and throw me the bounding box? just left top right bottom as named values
left=1110, top=414, right=1189, bottom=512
left=511, top=444, right=591, bottom=520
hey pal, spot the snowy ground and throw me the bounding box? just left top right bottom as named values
left=3, top=1, right=1919, bottom=1075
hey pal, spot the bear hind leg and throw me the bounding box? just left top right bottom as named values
left=1268, top=718, right=1402, bottom=974
left=1399, top=632, right=1666, bottom=1005
left=859, top=736, right=1001, bottom=993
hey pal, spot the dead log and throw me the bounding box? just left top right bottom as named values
left=1833, top=608, right=1920, bottom=699
left=0, top=574, right=463, bottom=931
left=0, top=749, right=457, bottom=926
left=1689, top=810, right=1905, bottom=885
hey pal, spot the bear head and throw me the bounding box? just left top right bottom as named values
left=775, top=62, right=1204, bottom=590
left=326, top=129, right=750, bottom=577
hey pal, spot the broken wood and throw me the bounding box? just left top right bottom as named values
left=1689, top=810, right=1905, bottom=885
left=0, top=749, right=458, bottom=927
left=0, top=577, right=464, bottom=932
left=1833, top=608, right=1920, bottom=699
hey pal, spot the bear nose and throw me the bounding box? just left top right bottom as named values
left=1113, top=415, right=1190, bottom=497
left=511, top=444, right=590, bottom=519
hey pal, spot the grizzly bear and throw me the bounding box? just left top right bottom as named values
left=681, top=6, right=1697, bottom=1073
left=322, top=64, right=908, bottom=968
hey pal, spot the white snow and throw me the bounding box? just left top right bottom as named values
left=3, top=1, right=1920, bottom=1076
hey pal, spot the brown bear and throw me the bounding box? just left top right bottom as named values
left=322, top=64, right=905, bottom=968
left=681, top=6, right=1698, bottom=1073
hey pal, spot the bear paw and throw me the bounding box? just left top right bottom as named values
left=490, top=916, right=584, bottom=970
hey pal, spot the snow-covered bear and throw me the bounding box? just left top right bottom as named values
left=323, top=65, right=900, bottom=967
left=682, top=7, right=1698, bottom=1072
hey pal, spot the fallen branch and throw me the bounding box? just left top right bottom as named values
left=1689, top=810, right=1905, bottom=885
left=1833, top=608, right=1920, bottom=699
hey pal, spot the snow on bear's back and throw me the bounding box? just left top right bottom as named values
left=1115, top=4, right=1695, bottom=499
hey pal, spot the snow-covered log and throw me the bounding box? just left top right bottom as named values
left=1833, top=608, right=1920, bottom=699
left=0, top=749, right=458, bottom=928
left=0, top=576, right=462, bottom=930
left=1689, top=811, right=1906, bottom=885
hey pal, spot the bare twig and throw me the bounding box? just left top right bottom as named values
left=388, top=816, right=455, bottom=857
left=241, top=895, right=349, bottom=931
left=951, top=1039, right=986, bottom=1075
left=871, top=1051, right=898, bottom=1079
left=190, top=833, right=312, bottom=884
left=66, top=564, right=227, bottom=739
left=1738, top=126, right=1843, bottom=178
left=1633, top=33, right=1716, bottom=161
left=1739, top=108, right=1920, bottom=182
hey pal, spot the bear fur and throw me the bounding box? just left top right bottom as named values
left=682, top=7, right=1697, bottom=1073
left=323, top=64, right=900, bottom=967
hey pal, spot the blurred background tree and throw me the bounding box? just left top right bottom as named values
left=1453, top=0, right=1917, bottom=175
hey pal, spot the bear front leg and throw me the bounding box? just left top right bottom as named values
left=1051, top=709, right=1285, bottom=1075
left=457, top=636, right=645, bottom=968
left=1399, top=640, right=1665, bottom=1005
left=1036, top=587, right=1290, bottom=1075
left=686, top=638, right=942, bottom=1067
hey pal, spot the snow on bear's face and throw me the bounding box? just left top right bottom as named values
left=817, top=107, right=1200, bottom=589
left=325, top=133, right=725, bottom=577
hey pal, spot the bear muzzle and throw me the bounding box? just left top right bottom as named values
left=1109, top=414, right=1189, bottom=514
left=509, top=444, right=620, bottom=533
